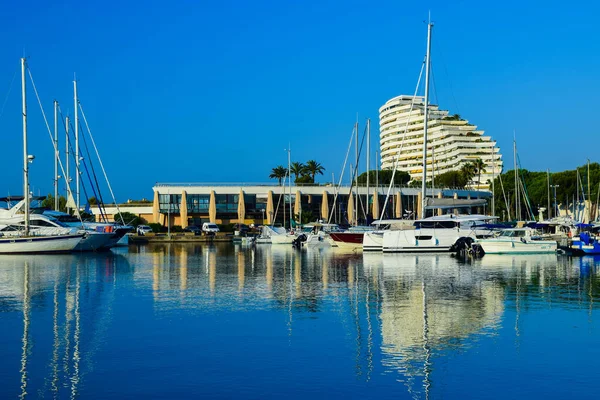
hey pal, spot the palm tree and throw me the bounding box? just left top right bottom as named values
left=304, top=160, right=325, bottom=182
left=472, top=158, right=487, bottom=189
left=269, top=165, right=287, bottom=185
left=291, top=162, right=306, bottom=183
left=460, top=162, right=476, bottom=187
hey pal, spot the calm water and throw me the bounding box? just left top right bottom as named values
left=1, top=244, right=599, bottom=399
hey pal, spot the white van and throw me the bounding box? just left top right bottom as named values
left=202, top=223, right=220, bottom=235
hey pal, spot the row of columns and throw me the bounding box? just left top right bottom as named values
left=151, top=189, right=466, bottom=227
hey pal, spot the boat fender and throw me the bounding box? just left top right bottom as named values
left=431, top=237, right=438, bottom=246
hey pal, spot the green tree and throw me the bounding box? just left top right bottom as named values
left=88, top=196, right=98, bottom=205
left=269, top=165, right=287, bottom=185
left=358, top=170, right=410, bottom=186
left=460, top=162, right=476, bottom=186
left=304, top=160, right=325, bottom=182
left=114, top=212, right=147, bottom=227
left=472, top=158, right=487, bottom=188
left=443, top=113, right=463, bottom=121
left=291, top=162, right=306, bottom=183
left=295, top=174, right=314, bottom=184
left=41, top=194, right=67, bottom=212
left=435, top=170, right=468, bottom=188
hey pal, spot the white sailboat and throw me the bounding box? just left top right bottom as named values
left=0, top=58, right=84, bottom=254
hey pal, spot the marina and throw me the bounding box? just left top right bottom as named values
left=1, top=2, right=599, bottom=398
left=0, top=243, right=599, bottom=398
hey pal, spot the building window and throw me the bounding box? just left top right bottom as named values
left=159, top=194, right=180, bottom=213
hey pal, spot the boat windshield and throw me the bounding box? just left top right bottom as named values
left=415, top=220, right=458, bottom=229
left=500, top=230, right=526, bottom=238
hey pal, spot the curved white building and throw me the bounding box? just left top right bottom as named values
left=379, top=95, right=502, bottom=190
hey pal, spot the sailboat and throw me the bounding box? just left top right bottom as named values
left=0, top=58, right=84, bottom=254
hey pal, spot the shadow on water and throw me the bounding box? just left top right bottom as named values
left=1, top=245, right=600, bottom=398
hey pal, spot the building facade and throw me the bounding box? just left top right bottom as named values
left=379, top=95, right=503, bottom=190
left=93, top=184, right=492, bottom=228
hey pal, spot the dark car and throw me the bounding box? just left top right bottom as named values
left=183, top=226, right=202, bottom=235
left=234, top=224, right=250, bottom=234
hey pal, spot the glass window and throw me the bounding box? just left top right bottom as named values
left=159, top=193, right=180, bottom=213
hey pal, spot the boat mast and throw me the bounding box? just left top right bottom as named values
left=420, top=18, right=433, bottom=219
left=513, top=135, right=519, bottom=221
left=491, top=142, right=496, bottom=217
left=65, top=116, right=70, bottom=214
left=288, top=144, right=292, bottom=228
left=547, top=169, right=551, bottom=219
left=21, top=58, right=29, bottom=236
left=576, top=169, right=580, bottom=221
left=74, top=77, right=79, bottom=211
left=366, top=118, right=370, bottom=221
left=354, top=118, right=359, bottom=225
left=54, top=100, right=59, bottom=210
left=588, top=159, right=591, bottom=221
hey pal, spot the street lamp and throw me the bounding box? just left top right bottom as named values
left=261, top=209, right=265, bottom=226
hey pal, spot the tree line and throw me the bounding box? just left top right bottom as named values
left=269, top=160, right=325, bottom=184
left=491, top=162, right=600, bottom=219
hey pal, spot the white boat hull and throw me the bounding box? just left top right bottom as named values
left=382, top=229, right=467, bottom=253
left=270, top=234, right=295, bottom=244
left=477, top=238, right=557, bottom=254
left=363, top=231, right=384, bottom=251
left=0, top=234, right=83, bottom=254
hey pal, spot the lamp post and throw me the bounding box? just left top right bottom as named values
left=261, top=209, right=265, bottom=226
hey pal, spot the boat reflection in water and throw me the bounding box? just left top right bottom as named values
left=1, top=245, right=600, bottom=398
left=0, top=253, right=129, bottom=399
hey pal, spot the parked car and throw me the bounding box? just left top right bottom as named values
left=183, top=226, right=202, bottom=235
left=233, top=223, right=250, bottom=234
left=202, top=223, right=220, bottom=235
left=137, top=225, right=153, bottom=236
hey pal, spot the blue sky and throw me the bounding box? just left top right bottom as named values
left=0, top=0, right=598, bottom=202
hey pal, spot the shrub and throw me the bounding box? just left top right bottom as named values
left=148, top=223, right=163, bottom=233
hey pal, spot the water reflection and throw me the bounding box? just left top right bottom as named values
left=0, top=253, right=129, bottom=399
left=1, top=245, right=600, bottom=398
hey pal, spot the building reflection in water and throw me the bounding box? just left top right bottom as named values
left=2, top=244, right=600, bottom=398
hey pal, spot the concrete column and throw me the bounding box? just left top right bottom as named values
left=209, top=190, right=217, bottom=223
left=180, top=190, right=188, bottom=228
left=321, top=191, right=329, bottom=220
left=417, top=192, right=423, bottom=219
left=395, top=192, right=402, bottom=218
left=437, top=191, right=443, bottom=216
left=152, top=190, right=160, bottom=223
left=266, top=190, right=274, bottom=225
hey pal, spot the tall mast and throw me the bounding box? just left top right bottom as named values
left=513, top=134, right=519, bottom=220
left=366, top=118, right=370, bottom=220
left=54, top=100, right=59, bottom=210
left=576, top=169, right=580, bottom=221
left=547, top=169, right=551, bottom=219
left=288, top=144, right=292, bottom=228
left=74, top=77, right=79, bottom=211
left=491, top=142, right=496, bottom=217
left=65, top=116, right=70, bottom=214
left=21, top=58, right=29, bottom=236
left=354, top=119, right=358, bottom=225
left=420, top=18, right=433, bottom=219
left=588, top=159, right=591, bottom=221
